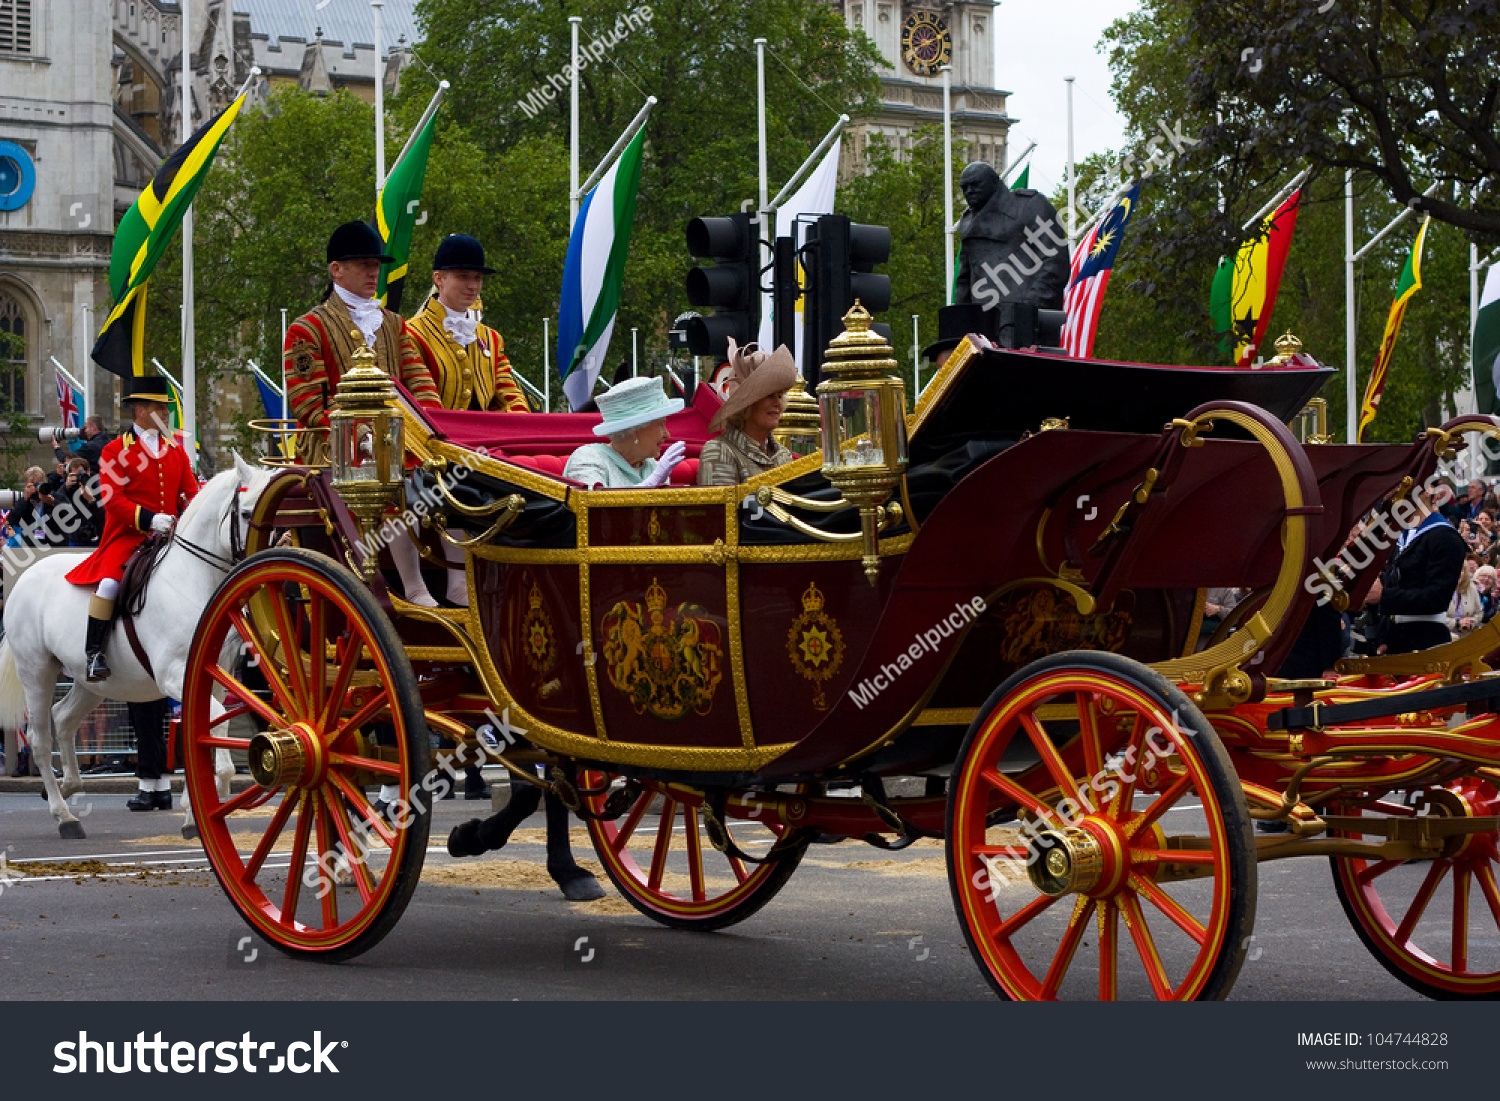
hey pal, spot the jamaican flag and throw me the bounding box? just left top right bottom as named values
left=375, top=108, right=439, bottom=312
left=92, top=93, right=246, bottom=378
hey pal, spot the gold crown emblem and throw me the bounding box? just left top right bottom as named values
left=801, top=582, right=825, bottom=613
left=528, top=582, right=543, bottom=610
left=646, top=578, right=668, bottom=612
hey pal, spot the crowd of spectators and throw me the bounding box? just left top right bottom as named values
left=1, top=416, right=111, bottom=549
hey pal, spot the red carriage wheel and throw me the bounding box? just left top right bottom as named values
left=1331, top=778, right=1500, bottom=999
left=583, top=774, right=809, bottom=930
left=947, top=651, right=1256, bottom=1000
left=183, top=548, right=431, bottom=962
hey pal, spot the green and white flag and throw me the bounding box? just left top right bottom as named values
left=1474, top=265, right=1500, bottom=417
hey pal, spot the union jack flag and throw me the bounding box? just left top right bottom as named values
left=1062, top=184, right=1140, bottom=359
left=55, top=370, right=82, bottom=429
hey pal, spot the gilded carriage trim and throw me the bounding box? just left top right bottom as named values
left=1334, top=618, right=1500, bottom=680
left=521, top=580, right=558, bottom=674
left=912, top=707, right=980, bottom=727
left=726, top=555, right=756, bottom=749
left=1181, top=588, right=1208, bottom=658
left=600, top=578, right=725, bottom=721
left=744, top=451, right=822, bottom=489
left=1149, top=407, right=1315, bottom=707
left=910, top=336, right=979, bottom=436
left=460, top=531, right=916, bottom=564
left=786, top=581, right=845, bottom=710
left=579, top=485, right=737, bottom=508
left=426, top=438, right=573, bottom=502
left=578, top=506, right=610, bottom=741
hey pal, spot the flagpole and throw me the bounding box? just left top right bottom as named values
left=912, top=314, right=920, bottom=404
left=942, top=64, right=954, bottom=306
left=631, top=327, right=639, bottom=378
left=1065, top=76, right=1076, bottom=243
left=543, top=318, right=551, bottom=413
left=755, top=37, right=771, bottom=337
left=1241, top=167, right=1311, bottom=232
left=181, top=0, right=197, bottom=468
left=48, top=357, right=84, bottom=392
left=578, top=97, right=656, bottom=196
left=1345, top=166, right=1357, bottom=443
left=569, top=15, right=582, bottom=228
left=1004, top=140, right=1036, bottom=185
left=390, top=81, right=449, bottom=170
left=280, top=307, right=289, bottom=454
left=79, top=304, right=91, bottom=421
left=1354, top=183, right=1440, bottom=263
left=372, top=1, right=385, bottom=193
left=767, top=114, right=848, bottom=211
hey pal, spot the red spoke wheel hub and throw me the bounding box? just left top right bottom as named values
left=184, top=548, right=431, bottom=962
left=947, top=651, right=1257, bottom=1000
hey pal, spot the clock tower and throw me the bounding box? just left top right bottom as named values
left=834, top=2, right=1012, bottom=179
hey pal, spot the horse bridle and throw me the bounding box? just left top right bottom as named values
left=168, top=483, right=246, bottom=573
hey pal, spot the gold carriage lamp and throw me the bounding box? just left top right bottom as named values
left=815, top=301, right=909, bottom=584
left=329, top=329, right=405, bottom=581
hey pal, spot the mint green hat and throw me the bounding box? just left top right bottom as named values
left=593, top=376, right=684, bottom=437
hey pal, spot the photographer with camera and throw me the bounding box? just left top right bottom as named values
left=56, top=457, right=102, bottom=547
left=7, top=465, right=66, bottom=547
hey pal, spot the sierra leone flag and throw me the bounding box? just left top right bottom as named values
left=556, top=125, right=646, bottom=410
left=92, top=92, right=246, bottom=378
left=376, top=107, right=438, bottom=313
left=1475, top=264, right=1500, bottom=418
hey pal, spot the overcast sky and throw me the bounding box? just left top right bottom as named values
left=991, top=0, right=1140, bottom=197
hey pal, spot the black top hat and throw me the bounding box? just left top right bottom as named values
left=122, top=374, right=174, bottom=405
left=922, top=303, right=996, bottom=362
left=327, top=220, right=395, bottom=264
left=432, top=233, right=497, bottom=274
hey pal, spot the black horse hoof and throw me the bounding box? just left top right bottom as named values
left=553, top=866, right=606, bottom=901
left=58, top=820, right=86, bottom=840
left=447, top=819, right=487, bottom=858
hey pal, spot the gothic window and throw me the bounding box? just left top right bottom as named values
left=0, top=0, right=33, bottom=54
left=0, top=291, right=28, bottom=414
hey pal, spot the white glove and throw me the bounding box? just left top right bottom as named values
left=639, top=441, right=687, bottom=489
left=150, top=512, right=173, bottom=534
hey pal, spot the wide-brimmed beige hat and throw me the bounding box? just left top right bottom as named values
left=709, top=339, right=798, bottom=431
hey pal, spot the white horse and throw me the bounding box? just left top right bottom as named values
left=0, top=454, right=275, bottom=839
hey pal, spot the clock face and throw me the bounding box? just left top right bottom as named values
left=901, top=10, right=951, bottom=77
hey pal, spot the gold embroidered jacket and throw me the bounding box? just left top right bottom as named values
left=405, top=295, right=529, bottom=412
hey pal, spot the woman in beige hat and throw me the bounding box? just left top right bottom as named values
left=697, top=339, right=798, bottom=486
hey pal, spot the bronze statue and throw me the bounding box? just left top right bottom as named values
left=955, top=162, right=1070, bottom=312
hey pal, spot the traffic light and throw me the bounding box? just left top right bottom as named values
left=802, top=214, right=891, bottom=387
left=684, top=213, right=759, bottom=360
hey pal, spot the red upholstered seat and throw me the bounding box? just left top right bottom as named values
left=399, top=383, right=724, bottom=488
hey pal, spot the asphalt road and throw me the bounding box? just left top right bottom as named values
left=0, top=785, right=1424, bottom=1001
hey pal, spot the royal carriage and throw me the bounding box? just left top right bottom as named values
left=182, top=307, right=1500, bottom=1000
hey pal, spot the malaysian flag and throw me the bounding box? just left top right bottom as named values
left=1062, top=184, right=1140, bottom=359
left=55, top=370, right=82, bottom=429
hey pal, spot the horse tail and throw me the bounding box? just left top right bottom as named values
left=0, top=638, right=28, bottom=730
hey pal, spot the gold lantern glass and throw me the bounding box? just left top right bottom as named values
left=814, top=301, right=909, bottom=582
left=328, top=330, right=406, bottom=580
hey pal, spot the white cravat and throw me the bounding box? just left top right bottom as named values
left=441, top=302, right=479, bottom=348
left=334, top=283, right=384, bottom=348
left=137, top=428, right=162, bottom=457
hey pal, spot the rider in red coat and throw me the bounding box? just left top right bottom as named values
left=65, top=375, right=198, bottom=681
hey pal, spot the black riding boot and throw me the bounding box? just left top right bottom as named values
left=545, top=791, right=604, bottom=900
left=84, top=614, right=112, bottom=682
left=447, top=779, right=542, bottom=857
